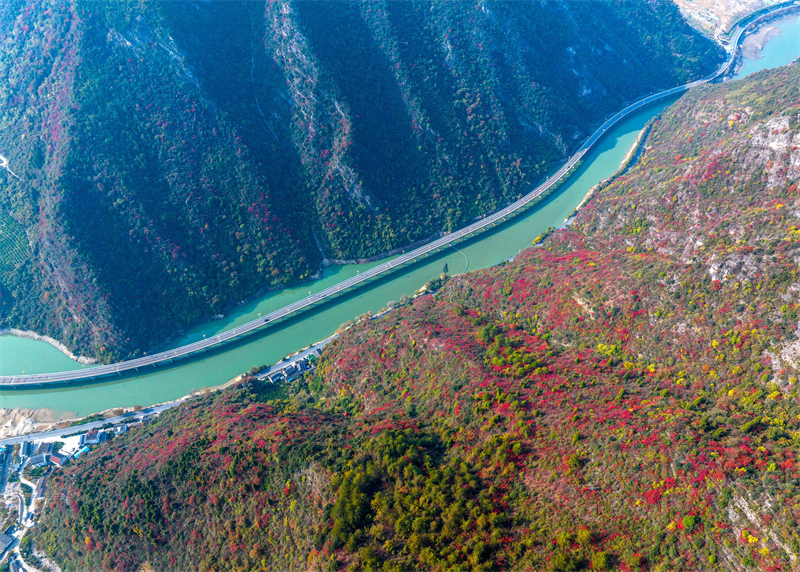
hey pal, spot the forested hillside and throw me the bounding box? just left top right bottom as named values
left=0, top=0, right=721, bottom=360
left=31, top=65, right=800, bottom=571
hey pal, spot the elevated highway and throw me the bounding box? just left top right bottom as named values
left=0, top=20, right=753, bottom=387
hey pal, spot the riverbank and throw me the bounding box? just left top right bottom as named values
left=0, top=283, right=433, bottom=440
left=317, top=164, right=571, bottom=266
left=316, top=230, right=445, bottom=266
left=616, top=119, right=655, bottom=176
left=674, top=0, right=776, bottom=38
left=0, top=379, right=237, bottom=440
left=0, top=329, right=96, bottom=365
left=560, top=118, right=657, bottom=228
left=0, top=330, right=344, bottom=439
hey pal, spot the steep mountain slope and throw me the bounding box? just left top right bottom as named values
left=31, top=65, right=800, bottom=571
left=0, top=0, right=722, bottom=360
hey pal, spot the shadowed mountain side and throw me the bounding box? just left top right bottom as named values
left=0, top=0, right=721, bottom=360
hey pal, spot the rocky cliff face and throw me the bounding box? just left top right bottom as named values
left=0, top=0, right=722, bottom=360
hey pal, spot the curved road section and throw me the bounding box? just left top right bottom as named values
left=0, top=23, right=750, bottom=387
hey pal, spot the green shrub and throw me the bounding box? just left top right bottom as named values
left=682, top=515, right=697, bottom=534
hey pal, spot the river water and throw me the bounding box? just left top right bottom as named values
left=1, top=16, right=798, bottom=417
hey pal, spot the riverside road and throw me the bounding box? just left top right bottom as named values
left=0, top=19, right=756, bottom=387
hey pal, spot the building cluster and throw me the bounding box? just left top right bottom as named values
left=19, top=424, right=129, bottom=472
left=0, top=417, right=147, bottom=568
left=258, top=348, right=322, bottom=384
left=20, top=441, right=64, bottom=470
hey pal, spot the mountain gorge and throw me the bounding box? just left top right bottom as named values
left=31, top=64, right=800, bottom=572
left=0, top=0, right=722, bottom=361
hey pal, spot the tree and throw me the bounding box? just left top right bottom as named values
left=591, top=552, right=609, bottom=570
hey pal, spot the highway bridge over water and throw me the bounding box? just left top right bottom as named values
left=0, top=19, right=759, bottom=387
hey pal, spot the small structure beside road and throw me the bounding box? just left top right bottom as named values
left=0, top=531, right=13, bottom=555
left=35, top=442, right=53, bottom=456
left=256, top=342, right=328, bottom=383
left=266, top=372, right=284, bottom=383
left=26, top=455, right=48, bottom=469
left=282, top=363, right=300, bottom=381
left=48, top=453, right=68, bottom=467
left=79, top=430, right=107, bottom=446
left=73, top=447, right=90, bottom=459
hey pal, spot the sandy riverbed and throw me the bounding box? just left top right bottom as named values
left=0, top=408, right=71, bottom=438
left=740, top=24, right=781, bottom=60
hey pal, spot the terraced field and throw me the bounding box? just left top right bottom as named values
left=0, top=211, right=29, bottom=270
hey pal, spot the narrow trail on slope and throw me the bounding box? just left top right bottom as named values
left=248, top=6, right=283, bottom=148
left=250, top=54, right=283, bottom=147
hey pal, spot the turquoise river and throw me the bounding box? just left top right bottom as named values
left=1, top=14, right=798, bottom=417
